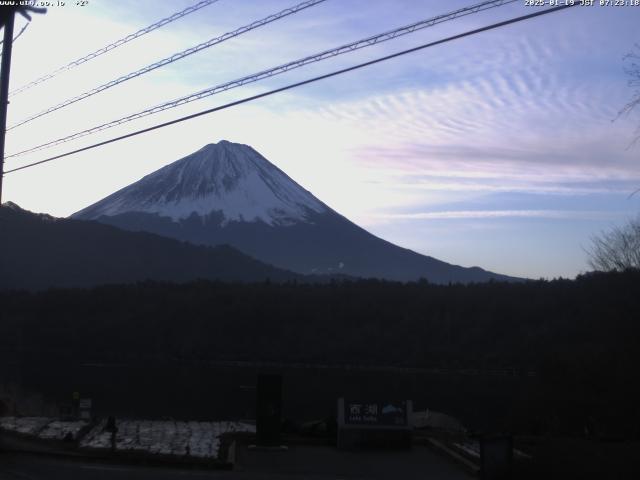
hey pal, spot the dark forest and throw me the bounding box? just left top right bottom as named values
left=1, top=270, right=639, bottom=438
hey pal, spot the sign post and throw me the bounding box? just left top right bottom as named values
left=79, top=398, right=92, bottom=420
left=256, top=374, right=283, bottom=447
left=71, top=391, right=80, bottom=418
left=480, top=434, right=513, bottom=480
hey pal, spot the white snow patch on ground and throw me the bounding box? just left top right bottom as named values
left=38, top=420, right=88, bottom=440
left=452, top=440, right=532, bottom=461
left=80, top=419, right=255, bottom=459
left=1, top=416, right=255, bottom=459
left=453, top=441, right=480, bottom=459
left=412, top=410, right=466, bottom=432
left=79, top=419, right=111, bottom=449
left=0, top=416, right=53, bottom=436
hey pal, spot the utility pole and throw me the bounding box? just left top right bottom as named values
left=0, top=10, right=15, bottom=204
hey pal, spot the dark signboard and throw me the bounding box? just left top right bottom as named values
left=344, top=400, right=408, bottom=427
left=256, top=374, right=282, bottom=446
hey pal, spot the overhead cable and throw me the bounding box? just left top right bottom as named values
left=6, top=0, right=517, bottom=157
left=9, top=0, right=221, bottom=97
left=7, top=0, right=327, bottom=131
left=4, top=4, right=578, bottom=175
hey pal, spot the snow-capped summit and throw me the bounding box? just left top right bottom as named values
left=73, top=141, right=518, bottom=283
left=74, top=140, right=327, bottom=226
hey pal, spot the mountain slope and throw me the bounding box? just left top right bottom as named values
left=75, top=141, right=326, bottom=226
left=73, top=140, right=518, bottom=283
left=0, top=202, right=300, bottom=290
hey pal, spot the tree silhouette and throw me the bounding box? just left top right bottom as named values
left=587, top=215, right=640, bottom=271
left=619, top=44, right=640, bottom=146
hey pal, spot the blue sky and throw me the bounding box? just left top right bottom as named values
left=3, top=0, right=640, bottom=279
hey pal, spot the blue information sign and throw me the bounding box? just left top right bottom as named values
left=344, top=400, right=408, bottom=426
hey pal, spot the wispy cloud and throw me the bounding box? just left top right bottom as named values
left=294, top=24, right=639, bottom=202
left=369, top=209, right=622, bottom=221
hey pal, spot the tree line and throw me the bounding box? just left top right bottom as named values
left=1, top=270, right=639, bottom=437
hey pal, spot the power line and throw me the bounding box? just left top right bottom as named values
left=0, top=5, right=46, bottom=202
left=13, top=22, right=29, bottom=42
left=6, top=0, right=518, bottom=159
left=8, top=0, right=221, bottom=97
left=0, top=20, right=30, bottom=66
left=7, top=0, right=327, bottom=131
left=0, top=22, right=28, bottom=64
left=4, top=4, right=577, bottom=175
left=0, top=21, right=29, bottom=46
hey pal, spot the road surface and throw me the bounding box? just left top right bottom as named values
left=0, top=445, right=471, bottom=479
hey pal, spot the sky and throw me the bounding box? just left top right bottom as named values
left=2, top=0, right=640, bottom=279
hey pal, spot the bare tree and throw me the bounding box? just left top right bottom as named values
left=587, top=216, right=640, bottom=271
left=619, top=44, right=640, bottom=146
left=588, top=47, right=640, bottom=271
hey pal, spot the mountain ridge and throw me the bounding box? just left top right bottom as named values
left=0, top=202, right=303, bottom=290
left=72, top=140, right=520, bottom=284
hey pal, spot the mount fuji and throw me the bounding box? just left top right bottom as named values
left=73, top=140, right=516, bottom=283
